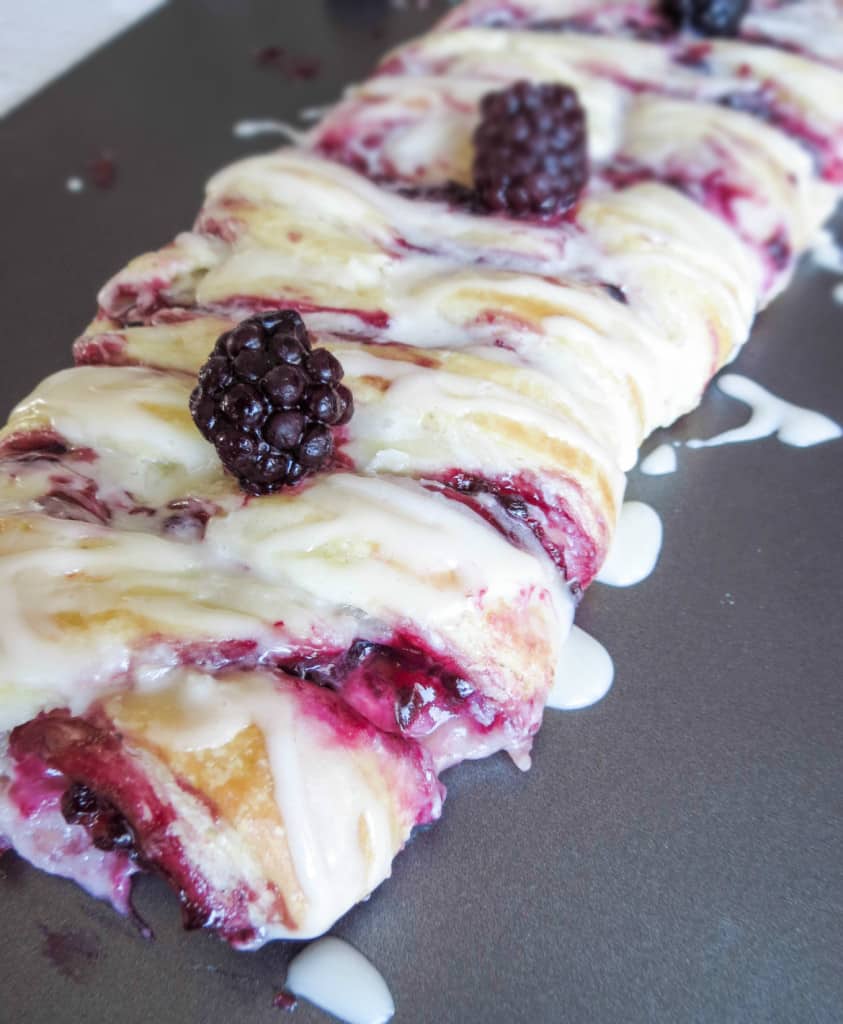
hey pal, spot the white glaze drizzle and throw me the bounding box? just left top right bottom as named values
left=687, top=374, right=842, bottom=449
left=811, top=228, right=843, bottom=274
left=0, top=513, right=362, bottom=734
left=1, top=360, right=574, bottom=720
left=65, top=176, right=84, bottom=193
left=285, top=937, right=395, bottom=1024
left=207, top=474, right=574, bottom=702
left=196, top=148, right=758, bottom=459
left=595, top=501, right=663, bottom=588
left=639, top=444, right=677, bottom=476
left=232, top=119, right=305, bottom=143
left=744, top=2, right=843, bottom=64
left=299, top=103, right=335, bottom=123
left=547, top=625, right=614, bottom=711
left=106, top=669, right=413, bottom=941
left=267, top=695, right=395, bottom=938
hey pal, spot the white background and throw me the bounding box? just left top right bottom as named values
left=0, top=0, right=165, bottom=117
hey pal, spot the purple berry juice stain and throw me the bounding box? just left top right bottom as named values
left=39, top=925, right=101, bottom=983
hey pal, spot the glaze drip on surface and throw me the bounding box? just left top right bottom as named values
left=595, top=501, right=663, bottom=588
left=639, top=443, right=677, bottom=476
left=284, top=937, right=395, bottom=1024
left=547, top=625, right=614, bottom=711
left=233, top=119, right=305, bottom=142
left=811, top=228, right=843, bottom=274
left=688, top=374, right=842, bottom=449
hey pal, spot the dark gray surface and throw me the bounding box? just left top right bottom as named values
left=1, top=2, right=842, bottom=1022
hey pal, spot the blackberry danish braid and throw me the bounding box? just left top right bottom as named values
left=1, top=0, right=841, bottom=946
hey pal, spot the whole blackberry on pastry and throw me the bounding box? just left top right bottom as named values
left=472, top=80, right=588, bottom=218
left=190, top=309, right=353, bottom=494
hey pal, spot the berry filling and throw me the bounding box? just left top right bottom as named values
left=61, top=782, right=136, bottom=855
left=3, top=751, right=138, bottom=912
left=717, top=87, right=843, bottom=183
left=190, top=310, right=354, bottom=494
left=8, top=710, right=274, bottom=945
left=435, top=470, right=601, bottom=592
left=5, top=679, right=446, bottom=942
left=160, top=497, right=215, bottom=541
left=602, top=161, right=792, bottom=288
left=285, top=639, right=485, bottom=740
left=529, top=15, right=673, bottom=41
left=0, top=434, right=219, bottom=539
left=0, top=428, right=72, bottom=460
left=280, top=637, right=540, bottom=772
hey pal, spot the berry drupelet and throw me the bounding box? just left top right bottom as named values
left=664, top=0, right=748, bottom=36
left=61, top=782, right=135, bottom=853
left=190, top=310, right=353, bottom=494
left=472, top=80, right=588, bottom=218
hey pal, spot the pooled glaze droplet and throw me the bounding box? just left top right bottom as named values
left=833, top=282, right=843, bottom=306
left=65, top=176, right=84, bottom=194
left=596, top=501, right=663, bottom=587
left=285, top=937, right=394, bottom=1024
left=233, top=119, right=305, bottom=143
left=688, top=375, right=842, bottom=449
left=639, top=444, right=677, bottom=476
left=547, top=626, right=614, bottom=711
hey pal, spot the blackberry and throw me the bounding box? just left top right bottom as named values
left=664, top=0, right=748, bottom=36
left=472, top=80, right=588, bottom=218
left=61, top=782, right=135, bottom=853
left=190, top=310, right=353, bottom=494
